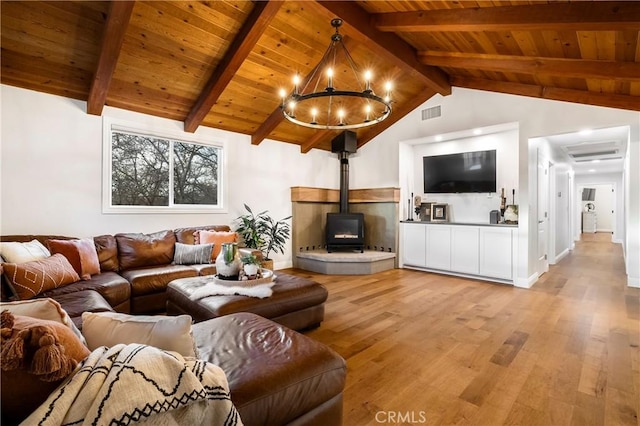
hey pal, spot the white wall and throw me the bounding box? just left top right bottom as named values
left=0, top=85, right=340, bottom=269
left=352, top=87, right=640, bottom=287
left=553, top=166, right=572, bottom=262
left=623, top=122, right=640, bottom=288
left=404, top=128, right=518, bottom=224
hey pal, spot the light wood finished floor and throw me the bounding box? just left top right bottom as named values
left=283, top=233, right=639, bottom=425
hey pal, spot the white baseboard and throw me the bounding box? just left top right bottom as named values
left=597, top=229, right=613, bottom=233
left=515, top=272, right=538, bottom=289
left=628, top=276, right=640, bottom=288
left=554, top=248, right=570, bottom=263
left=613, top=238, right=623, bottom=244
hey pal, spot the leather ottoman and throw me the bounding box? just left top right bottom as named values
left=192, top=313, right=346, bottom=425
left=166, top=272, right=328, bottom=331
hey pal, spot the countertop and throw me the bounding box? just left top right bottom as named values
left=400, top=221, right=518, bottom=228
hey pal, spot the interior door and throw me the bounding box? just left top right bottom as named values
left=537, top=150, right=549, bottom=275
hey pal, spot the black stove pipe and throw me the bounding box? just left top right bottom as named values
left=331, top=131, right=357, bottom=214
left=339, top=151, right=349, bottom=213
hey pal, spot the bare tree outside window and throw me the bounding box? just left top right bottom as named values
left=173, top=142, right=218, bottom=205
left=109, top=130, right=220, bottom=209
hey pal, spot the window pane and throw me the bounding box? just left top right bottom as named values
left=111, top=132, right=170, bottom=206
left=173, top=141, right=219, bottom=205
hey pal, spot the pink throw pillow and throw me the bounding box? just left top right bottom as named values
left=194, top=230, right=237, bottom=261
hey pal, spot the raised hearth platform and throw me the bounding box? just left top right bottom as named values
left=296, top=250, right=396, bottom=275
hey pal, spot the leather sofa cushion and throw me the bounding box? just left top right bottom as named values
left=192, top=313, right=347, bottom=425
left=188, top=264, right=216, bottom=276
left=174, top=225, right=230, bottom=245
left=41, top=271, right=130, bottom=310
left=51, top=289, right=115, bottom=329
left=116, top=230, right=176, bottom=270
left=120, top=265, right=197, bottom=297
left=93, top=235, right=119, bottom=272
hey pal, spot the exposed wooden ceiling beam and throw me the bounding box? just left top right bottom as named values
left=300, top=130, right=335, bottom=154
left=374, top=2, right=640, bottom=32
left=315, top=1, right=450, bottom=96
left=87, top=1, right=134, bottom=115
left=452, top=76, right=640, bottom=112
left=184, top=1, right=282, bottom=133
left=419, top=51, right=640, bottom=82
left=356, top=89, right=437, bottom=148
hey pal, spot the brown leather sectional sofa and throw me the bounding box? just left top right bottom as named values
left=1, top=226, right=347, bottom=425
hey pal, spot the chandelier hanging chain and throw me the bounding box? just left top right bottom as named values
left=279, top=18, right=392, bottom=131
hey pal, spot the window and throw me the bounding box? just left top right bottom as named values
left=103, top=118, right=224, bottom=213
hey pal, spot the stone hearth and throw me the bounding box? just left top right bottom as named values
left=296, top=250, right=396, bottom=275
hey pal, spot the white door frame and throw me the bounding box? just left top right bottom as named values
left=537, top=149, right=550, bottom=276
left=576, top=182, right=617, bottom=242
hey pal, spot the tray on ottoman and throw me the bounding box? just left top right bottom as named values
left=166, top=272, right=328, bottom=331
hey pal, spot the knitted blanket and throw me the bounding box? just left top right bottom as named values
left=23, top=344, right=242, bottom=426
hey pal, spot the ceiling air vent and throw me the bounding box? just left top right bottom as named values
left=421, top=105, right=441, bottom=121
left=570, top=150, right=619, bottom=158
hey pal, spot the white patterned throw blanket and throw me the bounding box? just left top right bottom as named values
left=23, top=344, right=242, bottom=426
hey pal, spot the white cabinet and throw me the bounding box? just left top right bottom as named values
left=479, top=227, right=513, bottom=280
left=426, top=226, right=451, bottom=270
left=401, top=222, right=516, bottom=284
left=402, top=223, right=427, bottom=267
left=451, top=227, right=480, bottom=274
left=582, top=212, right=597, bottom=233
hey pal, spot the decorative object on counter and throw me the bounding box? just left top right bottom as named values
left=500, top=188, right=507, bottom=219
left=414, top=195, right=422, bottom=219
left=504, top=205, right=519, bottom=224
left=241, top=253, right=261, bottom=278
left=419, top=202, right=434, bottom=221
left=406, top=192, right=414, bottom=221
left=215, top=242, right=241, bottom=280
left=431, top=203, right=449, bottom=222
left=490, top=210, right=500, bottom=224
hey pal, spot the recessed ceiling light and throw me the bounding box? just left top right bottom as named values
left=588, top=169, right=596, bottom=172
left=579, top=129, right=593, bottom=136
left=473, top=129, right=482, bottom=135
left=435, top=135, right=443, bottom=142
left=592, top=159, right=600, bottom=163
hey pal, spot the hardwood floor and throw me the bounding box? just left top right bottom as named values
left=283, top=233, right=639, bottom=425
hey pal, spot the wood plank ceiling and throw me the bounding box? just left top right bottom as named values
left=2, top=1, right=639, bottom=153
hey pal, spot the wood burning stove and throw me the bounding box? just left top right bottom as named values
left=326, top=212, right=364, bottom=252
left=326, top=131, right=364, bottom=252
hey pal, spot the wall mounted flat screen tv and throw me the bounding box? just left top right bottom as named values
left=423, top=150, right=497, bottom=193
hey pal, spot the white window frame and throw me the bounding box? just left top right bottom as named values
left=102, top=117, right=227, bottom=214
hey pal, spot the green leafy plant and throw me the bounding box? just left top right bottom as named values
left=240, top=253, right=261, bottom=266
left=235, top=204, right=292, bottom=261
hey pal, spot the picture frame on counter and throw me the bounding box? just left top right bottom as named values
left=419, top=202, right=434, bottom=221
left=430, top=203, right=449, bottom=222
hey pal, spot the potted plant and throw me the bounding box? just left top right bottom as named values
left=240, top=253, right=261, bottom=277
left=235, top=204, right=292, bottom=270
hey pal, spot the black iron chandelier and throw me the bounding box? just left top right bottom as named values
left=279, top=18, right=392, bottom=130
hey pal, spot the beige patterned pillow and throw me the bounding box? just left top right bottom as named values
left=2, top=254, right=80, bottom=300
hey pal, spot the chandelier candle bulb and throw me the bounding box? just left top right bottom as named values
left=288, top=100, right=296, bottom=118
left=364, top=70, right=372, bottom=92
left=311, top=108, right=318, bottom=125
left=326, top=68, right=334, bottom=91
left=365, top=104, right=371, bottom=122
left=279, top=88, right=286, bottom=107
left=293, top=74, right=300, bottom=95
left=338, top=109, right=345, bottom=125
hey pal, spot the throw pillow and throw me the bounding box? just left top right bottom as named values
left=0, top=239, right=50, bottom=264
left=47, top=238, right=101, bottom=280
left=93, top=234, right=119, bottom=272
left=1, top=311, right=90, bottom=424
left=2, top=254, right=80, bottom=300
left=194, top=230, right=237, bottom=261
left=81, top=312, right=196, bottom=358
left=0, top=298, right=85, bottom=344
left=173, top=242, right=214, bottom=265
